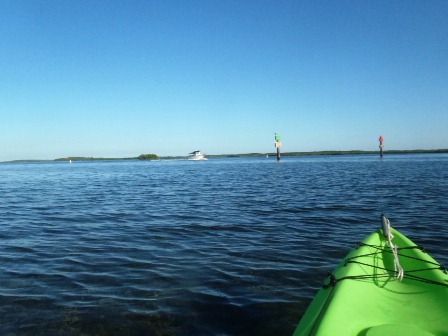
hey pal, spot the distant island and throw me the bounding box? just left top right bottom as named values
left=54, top=153, right=160, bottom=161
left=2, top=149, right=448, bottom=163
left=53, top=156, right=134, bottom=162
left=6, top=154, right=159, bottom=163
left=137, top=154, right=160, bottom=160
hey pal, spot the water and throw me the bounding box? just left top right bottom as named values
left=1, top=154, right=447, bottom=335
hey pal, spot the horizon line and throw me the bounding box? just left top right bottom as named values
left=2, top=148, right=448, bottom=163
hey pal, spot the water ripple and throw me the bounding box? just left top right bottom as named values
left=0, top=155, right=447, bottom=335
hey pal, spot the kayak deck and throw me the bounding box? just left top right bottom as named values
left=293, top=228, right=448, bottom=336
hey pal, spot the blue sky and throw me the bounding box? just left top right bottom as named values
left=1, top=0, right=447, bottom=160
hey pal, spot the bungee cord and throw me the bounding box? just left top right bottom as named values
left=322, top=215, right=447, bottom=288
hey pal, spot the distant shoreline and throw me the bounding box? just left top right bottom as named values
left=2, top=149, right=448, bottom=163
left=208, top=149, right=448, bottom=158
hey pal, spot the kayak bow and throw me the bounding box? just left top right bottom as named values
left=293, top=215, right=448, bottom=336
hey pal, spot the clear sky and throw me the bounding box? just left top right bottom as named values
left=1, top=0, right=447, bottom=161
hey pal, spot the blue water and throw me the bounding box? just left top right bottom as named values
left=1, top=154, right=447, bottom=335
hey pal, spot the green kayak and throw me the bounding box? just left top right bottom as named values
left=293, top=215, right=448, bottom=336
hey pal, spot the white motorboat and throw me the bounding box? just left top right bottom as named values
left=187, top=150, right=207, bottom=160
